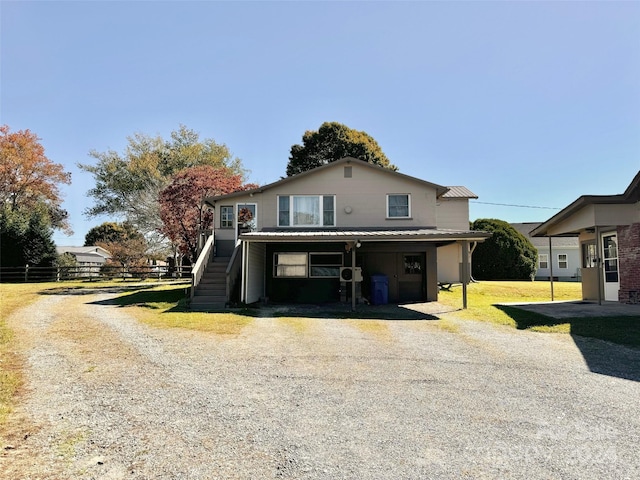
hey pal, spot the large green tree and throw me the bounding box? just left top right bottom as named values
left=471, top=219, right=538, bottom=280
left=79, top=125, right=246, bottom=245
left=286, top=122, right=397, bottom=176
left=0, top=208, right=57, bottom=268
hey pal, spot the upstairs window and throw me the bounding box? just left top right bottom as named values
left=278, top=195, right=335, bottom=227
left=220, top=206, right=234, bottom=228
left=387, top=194, right=410, bottom=218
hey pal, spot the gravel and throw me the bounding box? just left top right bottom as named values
left=2, top=292, right=639, bottom=479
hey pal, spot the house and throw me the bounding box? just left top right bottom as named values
left=193, top=157, right=490, bottom=309
left=511, top=222, right=580, bottom=281
left=56, top=246, right=111, bottom=267
left=531, top=171, right=640, bottom=303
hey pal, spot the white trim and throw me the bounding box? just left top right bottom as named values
left=276, top=194, right=336, bottom=228
left=386, top=193, right=411, bottom=218
left=557, top=253, right=568, bottom=269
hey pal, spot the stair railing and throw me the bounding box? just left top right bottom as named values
left=191, top=233, right=215, bottom=302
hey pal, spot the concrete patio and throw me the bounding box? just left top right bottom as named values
left=499, top=300, right=640, bottom=319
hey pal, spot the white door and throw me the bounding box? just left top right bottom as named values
left=602, top=233, right=619, bottom=301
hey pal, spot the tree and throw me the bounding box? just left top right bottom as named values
left=83, top=221, right=149, bottom=268
left=0, top=125, right=72, bottom=232
left=79, top=125, right=246, bottom=243
left=286, top=122, right=397, bottom=176
left=471, top=219, right=538, bottom=280
left=84, top=221, right=142, bottom=247
left=0, top=207, right=57, bottom=268
left=159, top=166, right=258, bottom=263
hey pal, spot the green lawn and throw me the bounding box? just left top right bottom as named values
left=438, top=281, right=639, bottom=347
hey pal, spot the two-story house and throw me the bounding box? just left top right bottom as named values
left=192, top=157, right=490, bottom=309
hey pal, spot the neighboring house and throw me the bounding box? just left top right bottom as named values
left=56, top=246, right=111, bottom=267
left=196, top=157, right=490, bottom=308
left=531, top=171, right=640, bottom=303
left=511, top=222, right=580, bottom=281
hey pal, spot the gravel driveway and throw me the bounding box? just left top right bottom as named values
left=2, top=292, right=639, bottom=479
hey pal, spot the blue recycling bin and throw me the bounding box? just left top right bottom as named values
left=371, top=274, right=389, bottom=305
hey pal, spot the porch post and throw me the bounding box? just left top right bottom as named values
left=351, top=244, right=356, bottom=312
left=241, top=240, right=247, bottom=303
left=595, top=226, right=602, bottom=305
left=549, top=236, right=554, bottom=301
left=461, top=240, right=469, bottom=309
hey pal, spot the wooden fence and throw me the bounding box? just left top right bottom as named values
left=0, top=265, right=193, bottom=283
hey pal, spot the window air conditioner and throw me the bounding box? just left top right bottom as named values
left=340, top=267, right=363, bottom=282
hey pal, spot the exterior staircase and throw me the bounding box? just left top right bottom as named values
left=190, top=256, right=230, bottom=311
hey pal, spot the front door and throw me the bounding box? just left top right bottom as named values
left=236, top=203, right=257, bottom=242
left=602, top=233, right=619, bottom=301
left=364, top=252, right=425, bottom=303
left=398, top=253, right=425, bottom=302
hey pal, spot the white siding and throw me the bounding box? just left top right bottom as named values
left=437, top=243, right=461, bottom=284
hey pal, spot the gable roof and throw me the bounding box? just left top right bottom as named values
left=531, top=170, right=640, bottom=237
left=204, top=157, right=450, bottom=205
left=57, top=246, right=111, bottom=258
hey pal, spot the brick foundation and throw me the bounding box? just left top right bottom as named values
left=617, top=223, right=640, bottom=304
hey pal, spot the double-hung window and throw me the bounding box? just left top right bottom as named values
left=387, top=194, right=410, bottom=218
left=539, top=254, right=548, bottom=269
left=278, top=195, right=335, bottom=227
left=558, top=254, right=568, bottom=269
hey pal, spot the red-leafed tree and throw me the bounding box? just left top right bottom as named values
left=159, top=166, right=258, bottom=262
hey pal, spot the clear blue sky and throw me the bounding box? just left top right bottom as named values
left=2, top=1, right=639, bottom=246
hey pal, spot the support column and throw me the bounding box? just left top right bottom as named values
left=351, top=244, right=356, bottom=312
left=461, top=240, right=469, bottom=309
left=549, top=236, right=554, bottom=301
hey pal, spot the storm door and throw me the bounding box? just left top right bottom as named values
left=602, top=233, right=619, bottom=301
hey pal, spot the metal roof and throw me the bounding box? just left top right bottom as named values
left=240, top=228, right=491, bottom=243
left=441, top=186, right=478, bottom=199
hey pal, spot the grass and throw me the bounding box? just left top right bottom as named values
left=109, top=283, right=254, bottom=335
left=438, top=281, right=640, bottom=347
left=0, top=283, right=55, bottom=428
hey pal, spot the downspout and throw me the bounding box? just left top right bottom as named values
left=549, top=236, right=554, bottom=301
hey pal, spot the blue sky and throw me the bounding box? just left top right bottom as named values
left=2, top=1, right=639, bottom=246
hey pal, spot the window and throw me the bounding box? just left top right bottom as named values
left=277, top=195, right=335, bottom=227
left=274, top=253, right=307, bottom=277
left=558, top=254, right=568, bottom=269
left=539, top=254, right=548, bottom=269
left=220, top=206, right=234, bottom=228
left=582, top=243, right=597, bottom=268
left=237, top=204, right=256, bottom=230
left=404, top=255, right=423, bottom=274
left=387, top=194, right=410, bottom=218
left=309, top=253, right=342, bottom=277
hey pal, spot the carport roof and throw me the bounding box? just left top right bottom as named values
left=240, top=228, right=491, bottom=243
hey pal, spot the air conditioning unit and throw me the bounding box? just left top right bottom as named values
left=340, top=267, right=363, bottom=282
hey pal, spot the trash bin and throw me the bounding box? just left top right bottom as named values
left=371, top=274, right=389, bottom=305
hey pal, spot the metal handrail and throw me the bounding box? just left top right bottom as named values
left=191, top=233, right=215, bottom=301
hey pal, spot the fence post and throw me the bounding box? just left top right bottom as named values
left=24, top=264, right=29, bottom=283
left=57, top=267, right=60, bottom=282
